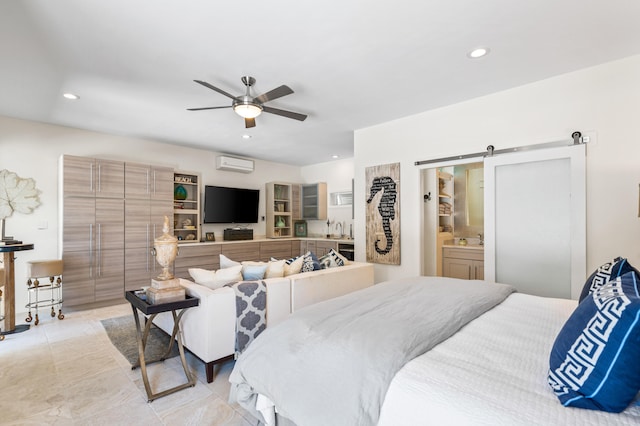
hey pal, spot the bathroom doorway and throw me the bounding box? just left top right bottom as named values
left=419, top=143, right=586, bottom=299
left=421, top=162, right=484, bottom=278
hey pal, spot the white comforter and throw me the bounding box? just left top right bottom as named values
left=378, top=293, right=640, bottom=425
left=229, top=276, right=514, bottom=426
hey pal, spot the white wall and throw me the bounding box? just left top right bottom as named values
left=300, top=158, right=354, bottom=238
left=0, top=116, right=305, bottom=314
left=355, top=54, right=640, bottom=284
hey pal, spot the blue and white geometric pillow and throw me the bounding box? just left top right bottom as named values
left=548, top=270, right=640, bottom=412
left=318, top=248, right=348, bottom=269
left=276, top=251, right=320, bottom=273
left=579, top=257, right=638, bottom=302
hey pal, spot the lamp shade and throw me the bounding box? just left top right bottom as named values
left=233, top=103, right=262, bottom=119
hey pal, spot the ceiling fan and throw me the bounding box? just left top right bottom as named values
left=188, top=76, right=307, bottom=128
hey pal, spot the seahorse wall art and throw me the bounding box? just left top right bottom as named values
left=365, top=162, right=400, bottom=265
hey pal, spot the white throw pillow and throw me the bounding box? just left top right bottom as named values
left=283, top=255, right=305, bottom=276
left=220, top=254, right=241, bottom=269
left=188, top=265, right=242, bottom=289
left=265, top=259, right=286, bottom=278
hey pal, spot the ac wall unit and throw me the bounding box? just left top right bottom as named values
left=216, top=155, right=254, bottom=173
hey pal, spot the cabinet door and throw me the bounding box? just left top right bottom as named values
left=443, top=258, right=473, bottom=280
left=151, top=166, right=174, bottom=200
left=222, top=242, right=260, bottom=262
left=474, top=261, right=485, bottom=280
left=124, top=246, right=154, bottom=291
left=125, top=162, right=151, bottom=198
left=96, top=198, right=124, bottom=251
left=63, top=197, right=95, bottom=252
left=301, top=183, right=327, bottom=220
left=315, top=241, right=336, bottom=257
left=151, top=199, right=173, bottom=240
left=95, top=159, right=124, bottom=198
left=62, top=251, right=95, bottom=306
left=304, top=240, right=317, bottom=255
left=260, top=240, right=293, bottom=261
left=125, top=199, right=150, bottom=248
left=62, top=155, right=96, bottom=197
left=174, top=244, right=221, bottom=279
left=95, top=248, right=125, bottom=301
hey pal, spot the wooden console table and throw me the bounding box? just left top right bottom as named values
left=1, top=243, right=34, bottom=336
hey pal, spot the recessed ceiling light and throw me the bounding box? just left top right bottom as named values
left=242, top=134, right=252, bottom=139
left=63, top=93, right=79, bottom=100
left=467, top=47, right=490, bottom=59
left=332, top=155, right=339, bottom=159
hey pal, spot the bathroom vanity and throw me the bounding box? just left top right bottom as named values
left=442, top=245, right=484, bottom=280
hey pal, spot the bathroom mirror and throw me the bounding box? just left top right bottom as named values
left=465, top=167, right=484, bottom=226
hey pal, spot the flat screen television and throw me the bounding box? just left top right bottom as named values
left=203, top=185, right=260, bottom=224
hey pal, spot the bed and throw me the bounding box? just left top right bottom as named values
left=229, top=275, right=640, bottom=426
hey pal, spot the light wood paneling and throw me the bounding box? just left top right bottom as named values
left=95, top=248, right=125, bottom=301
left=259, top=240, right=292, bottom=261
left=62, top=251, right=95, bottom=306
left=222, top=242, right=260, bottom=262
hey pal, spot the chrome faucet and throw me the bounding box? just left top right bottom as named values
left=478, top=233, right=484, bottom=246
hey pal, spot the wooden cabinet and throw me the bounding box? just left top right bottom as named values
left=123, top=165, right=173, bottom=292
left=301, top=183, right=327, bottom=220
left=442, top=247, right=484, bottom=280
left=60, top=157, right=125, bottom=307
left=315, top=240, right=337, bottom=257
left=222, top=242, right=261, bottom=262
left=259, top=240, right=293, bottom=261
left=123, top=199, right=173, bottom=291
left=173, top=172, right=201, bottom=243
left=174, top=244, right=221, bottom=279
left=124, top=163, right=173, bottom=200
left=266, top=182, right=293, bottom=238
left=61, top=155, right=124, bottom=198
left=62, top=197, right=125, bottom=305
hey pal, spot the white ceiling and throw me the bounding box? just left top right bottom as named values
left=2, top=1, right=640, bottom=166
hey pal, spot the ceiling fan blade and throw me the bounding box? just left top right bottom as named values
left=194, top=80, right=237, bottom=99
left=245, top=117, right=256, bottom=128
left=187, top=106, right=232, bottom=111
left=263, top=106, right=307, bottom=121
left=254, top=85, right=294, bottom=104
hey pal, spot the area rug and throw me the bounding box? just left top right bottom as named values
left=101, top=315, right=179, bottom=366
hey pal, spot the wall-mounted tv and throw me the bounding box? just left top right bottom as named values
left=203, top=185, right=260, bottom=224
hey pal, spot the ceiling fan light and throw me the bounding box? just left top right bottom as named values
left=233, top=103, right=262, bottom=119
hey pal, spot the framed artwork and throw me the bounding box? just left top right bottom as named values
left=365, top=162, right=400, bottom=264
left=294, top=221, right=307, bottom=237
left=205, top=232, right=215, bottom=241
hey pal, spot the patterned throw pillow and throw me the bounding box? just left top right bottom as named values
left=579, top=257, right=639, bottom=302
left=318, top=248, right=349, bottom=269
left=274, top=252, right=319, bottom=275
left=548, top=270, right=640, bottom=412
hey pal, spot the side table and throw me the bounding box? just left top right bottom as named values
left=1, top=243, right=35, bottom=338
left=125, top=290, right=199, bottom=402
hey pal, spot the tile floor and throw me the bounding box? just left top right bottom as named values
left=0, top=303, right=258, bottom=425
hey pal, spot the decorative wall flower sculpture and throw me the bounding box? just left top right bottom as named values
left=0, top=169, right=41, bottom=240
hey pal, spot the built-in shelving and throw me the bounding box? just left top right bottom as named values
left=173, top=172, right=201, bottom=242
left=266, top=182, right=293, bottom=238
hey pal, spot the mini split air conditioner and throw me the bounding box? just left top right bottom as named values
left=216, top=155, right=254, bottom=173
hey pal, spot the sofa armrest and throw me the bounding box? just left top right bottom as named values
left=263, top=277, right=290, bottom=327
left=289, top=262, right=375, bottom=312
left=152, top=278, right=236, bottom=363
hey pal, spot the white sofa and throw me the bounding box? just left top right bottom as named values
left=153, top=261, right=374, bottom=382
